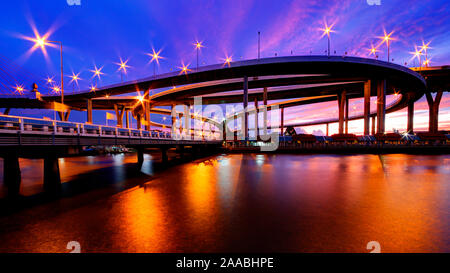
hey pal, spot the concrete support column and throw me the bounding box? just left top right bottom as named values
left=425, top=91, right=443, bottom=133
left=254, top=98, right=258, bottom=139
left=184, top=104, right=190, bottom=138
left=114, top=104, right=122, bottom=128
left=171, top=104, right=176, bottom=131
left=87, top=99, right=93, bottom=124
left=376, top=79, right=386, bottom=134
left=43, top=156, right=61, bottom=195
left=326, top=123, right=329, bottom=137
left=280, top=107, right=284, bottom=136
left=345, top=96, right=349, bottom=134
left=137, top=149, right=144, bottom=167
left=125, top=110, right=130, bottom=128
left=371, top=116, right=376, bottom=135
left=176, top=145, right=184, bottom=158
left=3, top=153, right=21, bottom=196
left=407, top=99, right=414, bottom=133
left=136, top=114, right=142, bottom=130
left=243, top=76, right=248, bottom=140
left=65, top=109, right=71, bottom=121
left=263, top=87, right=268, bottom=136
left=145, top=93, right=151, bottom=131
left=363, top=80, right=371, bottom=135
left=161, top=147, right=168, bottom=163
left=337, top=91, right=346, bottom=134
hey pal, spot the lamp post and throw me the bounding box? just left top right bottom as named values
left=90, top=65, right=104, bottom=88
left=116, top=58, right=130, bottom=83
left=321, top=23, right=334, bottom=57
left=194, top=41, right=203, bottom=71
left=35, top=38, right=64, bottom=104
left=380, top=31, right=394, bottom=63
left=420, top=41, right=430, bottom=67
left=148, top=48, right=162, bottom=77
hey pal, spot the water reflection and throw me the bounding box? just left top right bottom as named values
left=0, top=153, right=448, bottom=252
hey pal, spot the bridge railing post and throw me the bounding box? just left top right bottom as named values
left=19, top=118, right=24, bottom=132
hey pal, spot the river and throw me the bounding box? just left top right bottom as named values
left=0, top=153, right=448, bottom=252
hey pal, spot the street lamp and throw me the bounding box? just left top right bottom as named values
left=379, top=30, right=394, bottom=62
left=194, top=41, right=204, bottom=71
left=14, top=84, right=25, bottom=95
left=223, top=56, right=232, bottom=67
left=68, top=72, right=82, bottom=92
left=179, top=63, right=191, bottom=75
left=147, top=48, right=163, bottom=77
left=369, top=44, right=379, bottom=59
left=90, top=65, right=104, bottom=87
left=410, top=46, right=423, bottom=69
left=31, top=37, right=64, bottom=104
left=115, top=58, right=130, bottom=82
left=320, top=22, right=335, bottom=57
left=420, top=41, right=431, bottom=67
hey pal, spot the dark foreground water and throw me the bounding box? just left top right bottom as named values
left=0, top=153, right=449, bottom=253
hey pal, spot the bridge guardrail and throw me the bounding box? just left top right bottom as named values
left=0, top=114, right=193, bottom=141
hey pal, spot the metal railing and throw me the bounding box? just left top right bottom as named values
left=0, top=114, right=175, bottom=140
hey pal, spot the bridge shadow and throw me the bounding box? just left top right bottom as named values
left=0, top=149, right=218, bottom=218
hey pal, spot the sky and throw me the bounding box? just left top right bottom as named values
left=0, top=0, right=449, bottom=134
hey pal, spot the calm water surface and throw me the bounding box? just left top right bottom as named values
left=0, top=153, right=449, bottom=252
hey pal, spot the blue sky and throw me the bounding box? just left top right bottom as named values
left=0, top=0, right=449, bottom=132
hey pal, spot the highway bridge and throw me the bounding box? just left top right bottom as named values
left=0, top=56, right=449, bottom=197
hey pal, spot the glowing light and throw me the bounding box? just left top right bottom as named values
left=115, top=58, right=131, bottom=74
left=147, top=48, right=163, bottom=64
left=178, top=63, right=191, bottom=75
left=68, top=72, right=82, bottom=86
left=419, top=41, right=431, bottom=52
left=369, top=45, right=379, bottom=56
left=409, top=46, right=423, bottom=63
left=89, top=85, right=97, bottom=92
left=223, top=55, right=232, bottom=67
left=194, top=41, right=204, bottom=49
left=90, top=65, right=104, bottom=79
left=46, top=76, right=54, bottom=84
left=137, top=95, right=144, bottom=103
left=320, top=22, right=335, bottom=38
left=52, top=85, right=61, bottom=94
left=14, top=84, right=25, bottom=95
left=378, top=30, right=394, bottom=44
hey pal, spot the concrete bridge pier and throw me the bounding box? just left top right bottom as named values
left=3, top=153, right=21, bottom=197
left=137, top=149, right=144, bottom=167
left=376, top=79, right=386, bottom=134
left=125, top=110, right=130, bottom=128
left=176, top=145, right=185, bottom=158
left=425, top=91, right=443, bottom=133
left=407, top=95, right=414, bottom=133
left=337, top=90, right=346, bottom=134
left=243, top=76, right=249, bottom=140
left=371, top=116, right=376, bottom=135
left=363, top=80, right=371, bottom=135
left=43, top=156, right=61, bottom=195
left=161, top=147, right=168, bottom=163
left=345, top=96, right=349, bottom=134
left=136, top=114, right=142, bottom=130
left=87, top=99, right=93, bottom=123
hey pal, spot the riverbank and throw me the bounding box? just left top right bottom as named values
left=226, top=144, right=450, bottom=155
